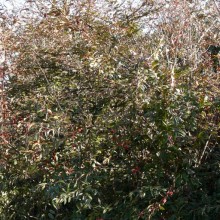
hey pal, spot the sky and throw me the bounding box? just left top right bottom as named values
left=0, top=0, right=21, bottom=6
left=0, top=0, right=23, bottom=12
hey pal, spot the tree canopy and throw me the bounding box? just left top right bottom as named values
left=0, top=0, right=220, bottom=219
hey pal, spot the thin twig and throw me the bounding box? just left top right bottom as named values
left=197, top=134, right=212, bottom=166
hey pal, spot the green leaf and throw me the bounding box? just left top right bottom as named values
left=48, top=213, right=54, bottom=219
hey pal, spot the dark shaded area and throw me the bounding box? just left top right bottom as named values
left=207, top=45, right=220, bottom=72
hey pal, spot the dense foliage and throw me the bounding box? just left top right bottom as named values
left=0, top=0, right=219, bottom=219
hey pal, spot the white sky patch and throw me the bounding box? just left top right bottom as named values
left=0, top=0, right=24, bottom=11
